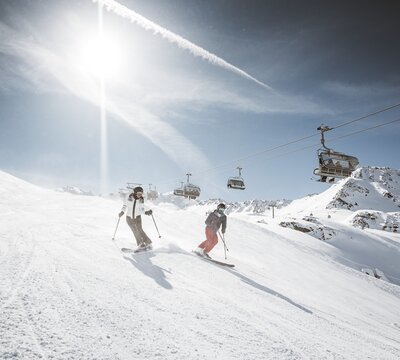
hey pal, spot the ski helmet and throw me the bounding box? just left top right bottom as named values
left=217, top=203, right=226, bottom=210
left=133, top=186, right=143, bottom=193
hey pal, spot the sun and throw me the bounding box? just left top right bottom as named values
left=79, top=33, right=122, bottom=79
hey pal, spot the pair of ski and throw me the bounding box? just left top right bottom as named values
left=121, top=247, right=151, bottom=254
left=193, top=251, right=235, bottom=268
left=121, top=247, right=234, bottom=267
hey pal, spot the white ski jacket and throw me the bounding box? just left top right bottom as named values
left=121, top=193, right=149, bottom=219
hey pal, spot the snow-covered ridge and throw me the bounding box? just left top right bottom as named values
left=148, top=193, right=291, bottom=214
left=56, top=185, right=94, bottom=196
left=327, top=166, right=400, bottom=211
left=281, top=166, right=400, bottom=218
left=197, top=198, right=291, bottom=214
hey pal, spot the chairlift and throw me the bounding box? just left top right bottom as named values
left=173, top=173, right=201, bottom=199
left=313, top=124, right=359, bottom=183
left=173, top=184, right=185, bottom=196
left=147, top=184, right=158, bottom=200
left=227, top=166, right=246, bottom=190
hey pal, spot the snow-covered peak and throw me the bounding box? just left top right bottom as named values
left=352, top=166, right=400, bottom=184
left=327, top=166, right=400, bottom=211
left=283, top=166, right=400, bottom=216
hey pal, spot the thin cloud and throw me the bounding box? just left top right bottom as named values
left=93, top=0, right=273, bottom=90
left=322, top=81, right=400, bottom=99
left=0, top=20, right=210, bottom=171
left=135, top=67, right=329, bottom=116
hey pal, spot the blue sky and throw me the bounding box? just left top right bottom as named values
left=0, top=0, right=399, bottom=201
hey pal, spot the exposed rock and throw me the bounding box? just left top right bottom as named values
left=348, top=210, right=400, bottom=232
left=326, top=179, right=369, bottom=210
left=279, top=220, right=335, bottom=241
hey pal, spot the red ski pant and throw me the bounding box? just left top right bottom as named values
left=198, top=227, right=218, bottom=253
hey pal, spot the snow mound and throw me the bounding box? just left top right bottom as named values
left=0, top=170, right=44, bottom=195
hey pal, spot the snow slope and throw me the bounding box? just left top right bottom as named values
left=1, top=170, right=400, bottom=359
left=270, top=167, right=400, bottom=284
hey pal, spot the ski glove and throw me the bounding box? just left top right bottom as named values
left=119, top=211, right=124, bottom=218
left=145, top=210, right=153, bottom=216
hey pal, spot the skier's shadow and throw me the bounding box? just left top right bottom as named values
left=123, top=253, right=173, bottom=290
left=225, top=268, right=312, bottom=314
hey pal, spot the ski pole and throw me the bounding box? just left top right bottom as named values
left=112, top=216, right=121, bottom=241
left=151, top=214, right=162, bottom=238
left=218, top=231, right=228, bottom=259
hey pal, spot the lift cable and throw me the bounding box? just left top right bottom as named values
left=196, top=103, right=400, bottom=176
left=148, top=102, right=400, bottom=189
left=255, top=117, right=400, bottom=164
left=155, top=115, right=400, bottom=192
left=201, top=133, right=318, bottom=174
left=332, top=102, right=400, bottom=131
left=327, top=117, right=400, bottom=143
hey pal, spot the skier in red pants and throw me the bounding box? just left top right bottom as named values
left=194, top=203, right=227, bottom=259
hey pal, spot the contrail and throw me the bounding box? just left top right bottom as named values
left=92, top=0, right=272, bottom=90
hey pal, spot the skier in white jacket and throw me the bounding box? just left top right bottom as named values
left=119, top=186, right=153, bottom=251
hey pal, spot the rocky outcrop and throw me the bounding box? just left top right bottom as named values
left=280, top=216, right=336, bottom=241
left=349, top=210, right=399, bottom=232
left=326, top=167, right=400, bottom=211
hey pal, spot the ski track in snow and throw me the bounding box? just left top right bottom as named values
left=1, top=169, right=400, bottom=359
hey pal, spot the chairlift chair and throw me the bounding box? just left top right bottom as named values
left=147, top=184, right=158, bottom=200
left=173, top=173, right=201, bottom=199
left=227, top=166, right=246, bottom=190
left=314, top=125, right=359, bottom=182
left=173, top=187, right=185, bottom=196
left=183, top=183, right=201, bottom=199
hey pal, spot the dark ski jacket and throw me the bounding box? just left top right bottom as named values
left=205, top=210, right=227, bottom=234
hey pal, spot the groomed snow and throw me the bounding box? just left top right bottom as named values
left=1, top=170, right=400, bottom=359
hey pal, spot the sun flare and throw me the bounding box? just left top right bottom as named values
left=79, top=34, right=122, bottom=79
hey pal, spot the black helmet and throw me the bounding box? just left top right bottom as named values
left=133, top=186, right=144, bottom=193
left=217, top=203, right=226, bottom=210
